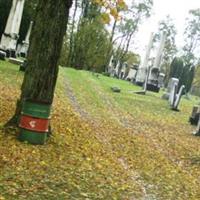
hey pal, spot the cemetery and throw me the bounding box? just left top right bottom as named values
left=0, top=0, right=200, bottom=199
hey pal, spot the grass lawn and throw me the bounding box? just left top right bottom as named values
left=0, top=60, right=200, bottom=199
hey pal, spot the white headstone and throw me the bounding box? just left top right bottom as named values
left=20, top=21, right=33, bottom=57
left=0, top=0, right=25, bottom=54
left=169, top=81, right=179, bottom=106
left=168, top=78, right=179, bottom=93
left=126, top=66, right=137, bottom=81
left=148, top=32, right=166, bottom=86
left=158, top=73, right=165, bottom=88
left=119, top=62, right=128, bottom=79
left=173, top=85, right=185, bottom=110
left=194, top=116, right=200, bottom=136
left=113, top=60, right=120, bottom=77
left=168, top=77, right=185, bottom=110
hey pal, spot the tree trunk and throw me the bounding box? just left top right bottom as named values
left=67, top=0, right=78, bottom=66
left=8, top=0, right=73, bottom=126
left=120, top=32, right=134, bottom=60
left=104, top=20, right=117, bottom=72
left=110, top=19, right=117, bottom=43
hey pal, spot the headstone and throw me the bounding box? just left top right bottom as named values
left=19, top=59, right=27, bottom=71
left=136, top=32, right=154, bottom=86
left=169, top=81, right=185, bottom=111
left=162, top=78, right=179, bottom=100
left=108, top=57, right=120, bottom=78
left=193, top=116, right=200, bottom=136
left=0, top=51, right=6, bottom=60
left=19, top=21, right=33, bottom=57
left=158, top=73, right=165, bottom=88
left=16, top=43, right=22, bottom=57
left=109, top=57, right=119, bottom=78
left=113, top=61, right=120, bottom=78
left=9, top=57, right=24, bottom=65
left=0, top=0, right=25, bottom=57
left=119, top=62, right=128, bottom=79
left=146, top=68, right=160, bottom=92
left=111, top=87, right=121, bottom=93
left=147, top=32, right=166, bottom=92
left=189, top=105, right=200, bottom=125
left=107, top=55, right=114, bottom=75
left=126, top=65, right=138, bottom=82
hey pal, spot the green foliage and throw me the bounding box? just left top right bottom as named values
left=169, top=57, right=184, bottom=79
left=83, top=2, right=100, bottom=20
left=193, top=65, right=200, bottom=87
left=123, top=51, right=140, bottom=65
left=65, top=0, right=114, bottom=72
left=70, top=20, right=112, bottom=72
left=115, top=0, right=153, bottom=60
left=169, top=57, right=195, bottom=93
left=183, top=8, right=200, bottom=65
left=187, top=66, right=195, bottom=92
left=178, top=64, right=190, bottom=93
left=181, top=65, right=195, bottom=93
left=59, top=35, right=70, bottom=66
left=118, top=0, right=153, bottom=34
left=192, top=66, right=200, bottom=96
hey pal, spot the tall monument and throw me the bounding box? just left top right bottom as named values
left=147, top=32, right=166, bottom=92
left=0, top=0, right=25, bottom=57
left=20, top=21, right=33, bottom=57
left=135, top=32, right=154, bottom=86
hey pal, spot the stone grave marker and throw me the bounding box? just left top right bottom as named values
left=189, top=105, right=200, bottom=125
left=193, top=116, right=200, bottom=136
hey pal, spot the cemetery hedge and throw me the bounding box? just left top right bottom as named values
left=0, top=61, right=200, bottom=199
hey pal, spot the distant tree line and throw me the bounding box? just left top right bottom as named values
left=59, top=0, right=151, bottom=72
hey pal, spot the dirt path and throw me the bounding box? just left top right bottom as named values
left=64, top=78, right=158, bottom=200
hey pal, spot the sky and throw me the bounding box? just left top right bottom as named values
left=132, top=0, right=200, bottom=57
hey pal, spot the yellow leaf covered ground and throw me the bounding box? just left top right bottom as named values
left=0, top=61, right=200, bottom=199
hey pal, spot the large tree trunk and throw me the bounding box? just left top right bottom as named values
left=8, top=0, right=73, bottom=125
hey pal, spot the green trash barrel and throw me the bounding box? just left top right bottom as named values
left=18, top=100, right=51, bottom=145
left=21, top=100, right=51, bottom=119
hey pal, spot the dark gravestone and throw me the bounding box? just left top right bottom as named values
left=189, top=106, right=200, bottom=125
left=193, top=116, right=200, bottom=136
left=146, top=83, right=160, bottom=93
left=20, top=52, right=26, bottom=58
left=0, top=51, right=6, bottom=60
left=111, top=87, right=121, bottom=93
left=10, top=49, right=16, bottom=58
left=19, top=60, right=27, bottom=72
left=5, top=49, right=16, bottom=58
left=147, top=68, right=160, bottom=93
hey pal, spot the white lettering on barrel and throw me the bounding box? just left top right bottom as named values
left=29, top=121, right=36, bottom=128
